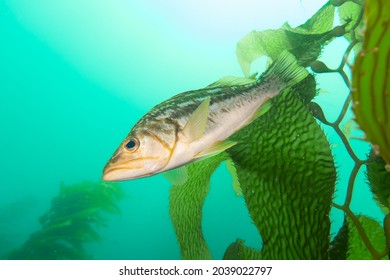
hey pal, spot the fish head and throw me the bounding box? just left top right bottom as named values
left=102, top=119, right=178, bottom=181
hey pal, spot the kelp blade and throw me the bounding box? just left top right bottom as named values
left=236, top=2, right=336, bottom=76
left=226, top=75, right=336, bottom=259
left=169, top=153, right=228, bottom=260
left=352, top=0, right=390, bottom=167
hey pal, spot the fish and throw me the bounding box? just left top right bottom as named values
left=102, top=51, right=308, bottom=183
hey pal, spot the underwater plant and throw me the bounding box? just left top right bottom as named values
left=4, top=181, right=124, bottom=260
left=166, top=0, right=390, bottom=260
left=352, top=0, right=390, bottom=169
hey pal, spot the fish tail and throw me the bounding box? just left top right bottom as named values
left=258, top=51, right=308, bottom=91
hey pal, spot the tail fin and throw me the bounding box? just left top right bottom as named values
left=258, top=51, right=308, bottom=91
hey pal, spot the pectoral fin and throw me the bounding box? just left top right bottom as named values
left=163, top=165, right=188, bottom=186
left=194, top=140, right=237, bottom=160
left=182, top=97, right=211, bottom=142
left=247, top=97, right=273, bottom=124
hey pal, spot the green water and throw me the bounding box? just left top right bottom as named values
left=0, top=0, right=384, bottom=259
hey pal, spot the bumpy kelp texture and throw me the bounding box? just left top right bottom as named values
left=367, top=152, right=390, bottom=211
left=347, top=215, right=388, bottom=260
left=169, top=152, right=228, bottom=260
left=366, top=151, right=390, bottom=253
left=226, top=76, right=336, bottom=259
left=352, top=0, right=390, bottom=168
left=329, top=215, right=389, bottom=260
left=169, top=75, right=336, bottom=260
left=223, top=239, right=261, bottom=260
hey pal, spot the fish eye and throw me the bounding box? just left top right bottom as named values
left=124, top=138, right=139, bottom=152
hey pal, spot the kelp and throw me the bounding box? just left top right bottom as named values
left=346, top=215, right=388, bottom=259
left=329, top=217, right=349, bottom=260
left=169, top=68, right=335, bottom=259
left=337, top=0, right=365, bottom=44
left=352, top=0, right=390, bottom=169
left=236, top=1, right=341, bottom=77
left=367, top=151, right=390, bottom=258
left=308, top=0, right=389, bottom=259
left=167, top=0, right=390, bottom=260
left=4, top=181, right=124, bottom=260
left=225, top=76, right=335, bottom=259
left=6, top=0, right=390, bottom=261
left=169, top=152, right=229, bottom=260
left=330, top=215, right=388, bottom=260
left=367, top=151, right=390, bottom=211
left=170, top=74, right=335, bottom=260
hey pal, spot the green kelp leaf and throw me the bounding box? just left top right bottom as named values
left=5, top=181, right=123, bottom=260
left=227, top=75, right=336, bottom=259
left=329, top=217, right=349, bottom=260
left=290, top=74, right=318, bottom=103
left=223, top=239, right=261, bottom=260
left=352, top=0, right=390, bottom=168
left=338, top=1, right=365, bottom=43
left=328, top=213, right=387, bottom=260
left=48, top=181, right=124, bottom=219
left=366, top=151, right=390, bottom=213
left=169, top=152, right=228, bottom=260
left=384, top=214, right=390, bottom=250
left=236, top=2, right=336, bottom=76
left=4, top=231, right=91, bottom=260
left=295, top=1, right=336, bottom=34
left=347, top=215, right=388, bottom=260
left=236, top=28, right=285, bottom=77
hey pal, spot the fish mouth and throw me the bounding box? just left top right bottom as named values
left=102, top=169, right=154, bottom=181
left=102, top=166, right=154, bottom=181
left=102, top=167, right=131, bottom=182
left=102, top=157, right=161, bottom=182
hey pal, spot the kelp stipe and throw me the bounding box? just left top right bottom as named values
left=4, top=181, right=124, bottom=260
left=352, top=0, right=390, bottom=169
left=309, top=0, right=390, bottom=259
left=351, top=2, right=390, bottom=255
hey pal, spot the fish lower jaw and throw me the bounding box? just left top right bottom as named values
left=102, top=170, right=155, bottom=182
left=102, top=172, right=123, bottom=182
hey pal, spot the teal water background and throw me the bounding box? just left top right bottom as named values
left=0, top=0, right=384, bottom=259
